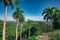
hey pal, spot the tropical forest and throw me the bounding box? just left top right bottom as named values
left=0, top=0, right=60, bottom=40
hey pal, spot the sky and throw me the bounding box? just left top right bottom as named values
left=0, top=0, right=60, bottom=21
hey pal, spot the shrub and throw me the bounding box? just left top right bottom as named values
left=28, top=36, right=37, bottom=40
left=47, top=30, right=60, bottom=40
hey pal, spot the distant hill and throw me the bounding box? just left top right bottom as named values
left=0, top=20, right=50, bottom=25
left=0, top=20, right=16, bottom=24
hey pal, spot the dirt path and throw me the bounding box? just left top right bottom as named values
left=36, top=34, right=51, bottom=40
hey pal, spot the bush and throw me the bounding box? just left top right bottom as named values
left=28, top=36, right=37, bottom=40
left=47, top=30, right=60, bottom=40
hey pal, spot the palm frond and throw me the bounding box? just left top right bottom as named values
left=19, top=15, right=25, bottom=23
left=42, top=11, right=47, bottom=15
left=9, top=0, right=15, bottom=9
left=42, top=8, right=48, bottom=15
left=21, top=10, right=24, bottom=13
left=9, top=0, right=18, bottom=9
left=51, top=7, right=57, bottom=10
left=12, top=11, right=19, bottom=19
left=44, top=14, right=48, bottom=20
left=15, top=0, right=19, bottom=6
left=16, top=7, right=20, bottom=12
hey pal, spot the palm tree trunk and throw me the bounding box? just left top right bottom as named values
left=51, top=21, right=53, bottom=31
left=50, top=19, right=53, bottom=31
left=16, top=19, right=19, bottom=40
left=29, top=28, right=30, bottom=39
left=2, top=6, right=7, bottom=40
left=20, top=23, right=23, bottom=40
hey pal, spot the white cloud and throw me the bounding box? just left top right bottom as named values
left=7, top=16, right=15, bottom=21
left=0, top=16, right=15, bottom=21
left=7, top=15, right=44, bottom=21
left=0, top=15, right=44, bottom=21
left=25, top=16, right=44, bottom=21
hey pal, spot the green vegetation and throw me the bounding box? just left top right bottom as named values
left=0, top=0, right=60, bottom=40
left=0, top=20, right=60, bottom=40
left=0, top=21, right=52, bottom=40
left=47, top=30, right=60, bottom=40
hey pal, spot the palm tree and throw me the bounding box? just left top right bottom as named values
left=27, top=19, right=33, bottom=39
left=18, top=9, right=24, bottom=40
left=19, top=16, right=25, bottom=40
left=42, top=6, right=56, bottom=31
left=12, top=8, right=19, bottom=40
left=0, top=0, right=18, bottom=40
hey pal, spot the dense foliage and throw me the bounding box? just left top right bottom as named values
left=0, top=21, right=51, bottom=40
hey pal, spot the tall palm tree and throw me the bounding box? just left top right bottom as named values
left=19, top=16, right=24, bottom=40
left=18, top=9, right=24, bottom=40
left=42, top=6, right=56, bottom=31
left=0, top=0, right=18, bottom=40
left=27, top=19, right=33, bottom=39
left=12, top=8, right=19, bottom=40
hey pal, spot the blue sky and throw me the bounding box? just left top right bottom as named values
left=0, top=0, right=60, bottom=21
